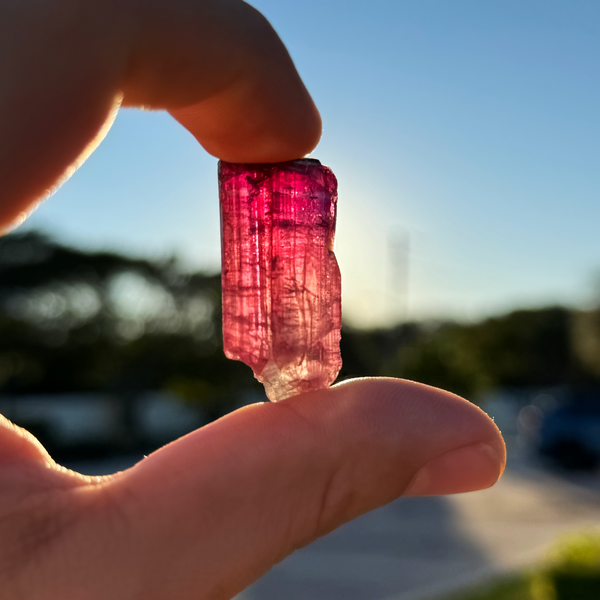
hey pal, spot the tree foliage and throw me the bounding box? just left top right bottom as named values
left=2, top=231, right=599, bottom=413
left=383, top=307, right=600, bottom=400
left=0, top=231, right=258, bottom=419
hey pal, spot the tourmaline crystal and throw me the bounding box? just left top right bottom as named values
left=218, top=159, right=342, bottom=402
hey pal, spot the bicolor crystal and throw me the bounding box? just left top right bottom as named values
left=218, top=159, right=342, bottom=402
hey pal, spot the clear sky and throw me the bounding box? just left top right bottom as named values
left=23, top=0, right=600, bottom=328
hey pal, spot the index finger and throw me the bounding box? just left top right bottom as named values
left=0, top=0, right=321, bottom=231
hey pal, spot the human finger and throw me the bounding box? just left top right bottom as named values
left=0, top=379, right=504, bottom=598
left=102, top=378, right=505, bottom=599
left=0, top=0, right=321, bottom=231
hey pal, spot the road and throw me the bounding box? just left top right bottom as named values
left=69, top=444, right=600, bottom=600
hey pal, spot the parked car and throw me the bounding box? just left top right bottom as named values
left=538, top=390, right=600, bottom=470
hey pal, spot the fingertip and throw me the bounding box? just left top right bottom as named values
left=403, top=442, right=504, bottom=497
left=321, top=377, right=506, bottom=498
left=169, top=79, right=322, bottom=163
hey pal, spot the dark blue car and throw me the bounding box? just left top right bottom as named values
left=538, top=391, right=600, bottom=470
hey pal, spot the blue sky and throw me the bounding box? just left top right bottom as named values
left=24, top=0, right=600, bottom=327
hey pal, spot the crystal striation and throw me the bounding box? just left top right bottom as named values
left=218, top=159, right=342, bottom=402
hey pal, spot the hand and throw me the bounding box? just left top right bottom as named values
left=0, top=1, right=506, bottom=599
left=0, top=0, right=321, bottom=231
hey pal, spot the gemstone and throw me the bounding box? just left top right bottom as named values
left=218, top=159, right=342, bottom=402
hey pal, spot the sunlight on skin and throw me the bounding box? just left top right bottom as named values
left=0, top=0, right=320, bottom=232
left=0, top=379, right=504, bottom=599
left=0, top=1, right=505, bottom=598
left=46, top=95, right=124, bottom=200
left=0, top=94, right=126, bottom=236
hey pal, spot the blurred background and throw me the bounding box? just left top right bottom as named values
left=2, top=1, right=600, bottom=599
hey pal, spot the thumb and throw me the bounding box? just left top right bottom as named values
left=106, top=378, right=505, bottom=599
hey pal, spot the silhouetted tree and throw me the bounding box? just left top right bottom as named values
left=0, top=231, right=257, bottom=421
left=2, top=231, right=599, bottom=417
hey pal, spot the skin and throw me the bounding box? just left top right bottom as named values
left=0, top=1, right=506, bottom=598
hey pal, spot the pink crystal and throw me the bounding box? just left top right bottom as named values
left=218, top=159, right=342, bottom=402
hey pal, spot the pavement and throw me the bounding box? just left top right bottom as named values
left=67, top=440, right=600, bottom=600
left=234, top=448, right=600, bottom=600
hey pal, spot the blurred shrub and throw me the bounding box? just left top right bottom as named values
left=532, top=532, right=600, bottom=600
left=440, top=532, right=600, bottom=600
left=442, top=575, right=532, bottom=600
left=572, top=309, right=600, bottom=379
left=371, top=307, right=579, bottom=401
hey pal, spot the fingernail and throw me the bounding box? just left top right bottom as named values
left=404, top=443, right=503, bottom=497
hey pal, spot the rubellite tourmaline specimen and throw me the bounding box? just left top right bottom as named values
left=218, top=159, right=342, bottom=402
